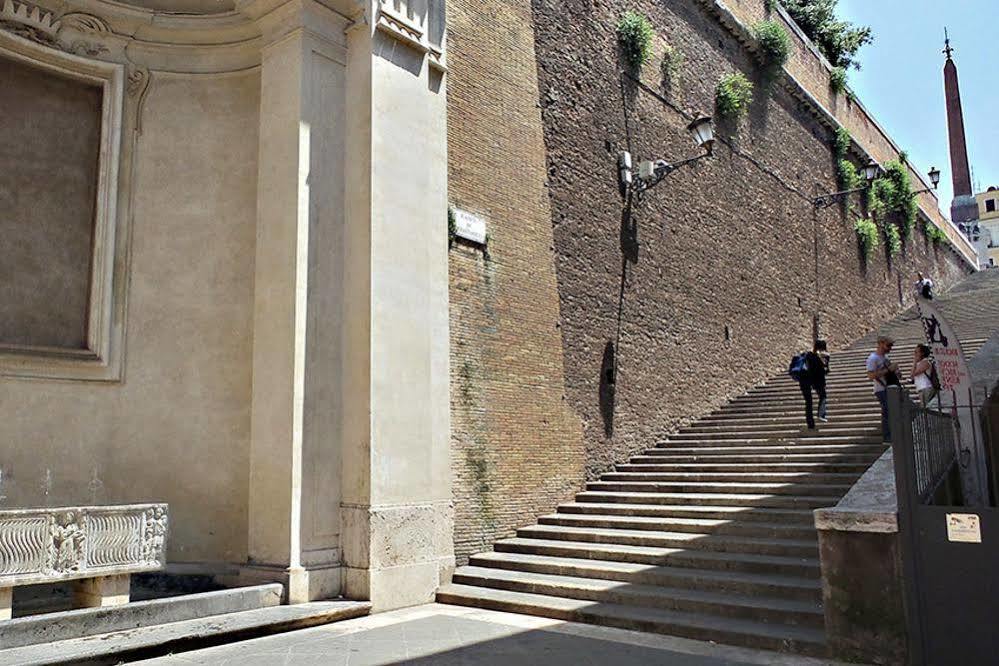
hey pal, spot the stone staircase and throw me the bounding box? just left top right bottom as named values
left=439, top=272, right=999, bottom=657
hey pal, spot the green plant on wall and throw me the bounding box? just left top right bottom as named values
left=833, top=126, right=851, bottom=158
left=854, top=218, right=879, bottom=258
left=660, top=44, right=685, bottom=89
left=447, top=206, right=457, bottom=247
left=617, top=11, right=655, bottom=70
left=716, top=72, right=754, bottom=119
left=869, top=160, right=917, bottom=239
left=829, top=66, right=847, bottom=93
left=883, top=219, right=902, bottom=257
left=925, top=222, right=949, bottom=245
left=837, top=159, right=861, bottom=190
left=752, top=20, right=791, bottom=71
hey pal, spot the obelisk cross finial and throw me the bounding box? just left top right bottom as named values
left=944, top=27, right=954, bottom=59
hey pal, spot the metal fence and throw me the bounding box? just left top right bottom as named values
left=909, top=405, right=958, bottom=504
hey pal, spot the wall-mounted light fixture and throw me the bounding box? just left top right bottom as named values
left=912, top=166, right=942, bottom=195
left=813, top=159, right=881, bottom=209
left=617, top=114, right=715, bottom=197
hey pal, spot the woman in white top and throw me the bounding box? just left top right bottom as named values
left=911, top=344, right=938, bottom=407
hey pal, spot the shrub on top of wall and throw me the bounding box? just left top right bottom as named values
left=716, top=72, right=754, bottom=119
left=752, top=20, right=792, bottom=71
left=617, top=11, right=655, bottom=70
left=854, top=218, right=879, bottom=258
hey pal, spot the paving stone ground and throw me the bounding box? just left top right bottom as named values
left=135, top=604, right=845, bottom=665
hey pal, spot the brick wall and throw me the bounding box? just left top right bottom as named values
left=530, top=0, right=969, bottom=478
left=446, top=0, right=585, bottom=563
left=445, top=0, right=972, bottom=558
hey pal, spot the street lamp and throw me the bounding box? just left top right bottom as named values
left=913, top=167, right=942, bottom=195
left=618, top=114, right=715, bottom=196
left=813, top=159, right=881, bottom=209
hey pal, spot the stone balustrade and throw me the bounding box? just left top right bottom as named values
left=0, top=504, right=167, bottom=619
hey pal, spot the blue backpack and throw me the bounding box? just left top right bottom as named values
left=788, top=353, right=809, bottom=381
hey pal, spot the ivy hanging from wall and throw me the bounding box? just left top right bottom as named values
left=854, top=218, right=880, bottom=259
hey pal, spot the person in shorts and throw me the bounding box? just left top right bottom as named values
left=866, top=336, right=900, bottom=442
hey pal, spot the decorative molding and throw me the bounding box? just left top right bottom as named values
left=0, top=32, right=130, bottom=381
left=0, top=2, right=109, bottom=56
left=0, top=504, right=168, bottom=587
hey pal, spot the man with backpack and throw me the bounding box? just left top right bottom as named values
left=867, top=336, right=901, bottom=442
left=790, top=340, right=831, bottom=430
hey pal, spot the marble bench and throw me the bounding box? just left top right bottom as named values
left=0, top=504, right=168, bottom=619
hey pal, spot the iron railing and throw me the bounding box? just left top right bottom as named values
left=908, top=405, right=958, bottom=503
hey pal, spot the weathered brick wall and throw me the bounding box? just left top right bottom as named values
left=446, top=0, right=585, bottom=563
left=529, top=0, right=971, bottom=478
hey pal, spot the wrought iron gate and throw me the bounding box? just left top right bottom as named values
left=888, top=387, right=999, bottom=665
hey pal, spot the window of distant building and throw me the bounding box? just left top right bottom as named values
left=986, top=199, right=996, bottom=213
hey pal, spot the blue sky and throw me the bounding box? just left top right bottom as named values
left=838, top=0, right=997, bottom=217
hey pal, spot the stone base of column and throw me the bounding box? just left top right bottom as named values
left=341, top=501, right=455, bottom=612
left=236, top=563, right=341, bottom=604
left=73, top=574, right=130, bottom=608
left=0, top=587, right=11, bottom=620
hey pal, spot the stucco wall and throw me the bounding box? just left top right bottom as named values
left=0, top=55, right=101, bottom=349
left=0, top=70, right=259, bottom=566
left=531, top=0, right=970, bottom=478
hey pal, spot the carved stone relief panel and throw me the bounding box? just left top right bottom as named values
left=0, top=504, right=168, bottom=586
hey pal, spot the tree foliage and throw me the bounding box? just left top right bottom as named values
left=779, top=0, right=872, bottom=70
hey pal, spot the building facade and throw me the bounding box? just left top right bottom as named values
left=975, top=188, right=999, bottom=267
left=0, top=0, right=981, bottom=613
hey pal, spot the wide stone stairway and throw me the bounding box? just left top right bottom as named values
left=438, top=270, right=999, bottom=656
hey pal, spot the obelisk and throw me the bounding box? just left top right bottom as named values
left=943, top=30, right=979, bottom=225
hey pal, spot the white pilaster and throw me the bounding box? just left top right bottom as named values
left=244, top=0, right=349, bottom=603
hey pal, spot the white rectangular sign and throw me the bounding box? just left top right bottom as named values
left=946, top=513, right=982, bottom=543
left=453, top=209, right=487, bottom=245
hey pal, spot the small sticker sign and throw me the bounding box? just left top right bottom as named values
left=946, top=513, right=982, bottom=543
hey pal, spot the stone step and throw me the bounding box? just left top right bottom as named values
left=600, top=471, right=860, bottom=485
left=705, top=406, right=881, bottom=419
left=450, top=566, right=824, bottom=628
left=576, top=490, right=840, bottom=510
left=0, top=601, right=372, bottom=666
left=0, top=585, right=284, bottom=649
left=585, top=481, right=849, bottom=498
left=556, top=502, right=815, bottom=525
left=692, top=414, right=878, bottom=427
left=467, top=552, right=822, bottom=602
left=516, top=525, right=818, bottom=558
left=493, top=537, right=821, bottom=577
left=617, top=461, right=871, bottom=473
left=646, top=444, right=886, bottom=456
left=665, top=429, right=881, bottom=442
left=678, top=419, right=876, bottom=433
left=659, top=436, right=883, bottom=448
left=436, top=584, right=827, bottom=656
left=539, top=512, right=818, bottom=540
left=631, top=452, right=881, bottom=464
